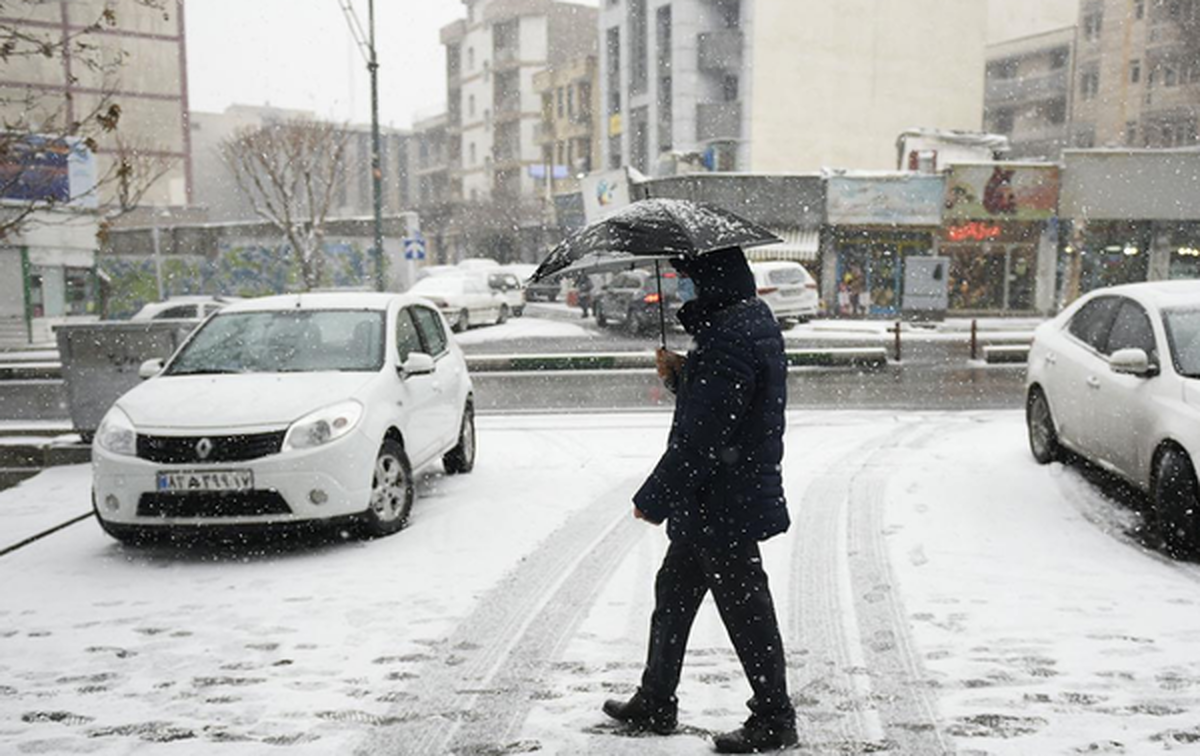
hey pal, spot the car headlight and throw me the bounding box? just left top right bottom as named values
left=283, top=400, right=364, bottom=451
left=96, top=406, right=137, bottom=456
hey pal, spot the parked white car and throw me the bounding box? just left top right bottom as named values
left=92, top=293, right=476, bottom=543
left=1025, top=280, right=1200, bottom=550
left=749, top=261, right=819, bottom=325
left=483, top=270, right=526, bottom=317
left=130, top=295, right=239, bottom=321
left=408, top=275, right=507, bottom=331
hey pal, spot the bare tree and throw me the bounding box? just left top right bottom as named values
left=0, top=0, right=174, bottom=239
left=220, top=119, right=350, bottom=291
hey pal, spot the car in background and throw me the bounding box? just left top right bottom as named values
left=749, top=261, right=819, bottom=326
left=92, top=292, right=476, bottom=543
left=130, top=295, right=240, bottom=321
left=594, top=268, right=684, bottom=334
left=524, top=274, right=564, bottom=302
left=457, top=257, right=500, bottom=271
left=484, top=270, right=526, bottom=317
left=408, top=274, right=507, bottom=331
left=1025, top=280, right=1200, bottom=551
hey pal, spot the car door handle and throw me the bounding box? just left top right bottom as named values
left=1045, top=353, right=1057, bottom=365
left=1086, top=376, right=1101, bottom=389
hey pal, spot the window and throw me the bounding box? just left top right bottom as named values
left=411, top=306, right=448, bottom=356
left=605, top=26, right=621, bottom=115
left=722, top=75, right=739, bottom=102
left=992, top=107, right=1015, bottom=133
left=1080, top=69, right=1100, bottom=100
left=1045, top=97, right=1067, bottom=125
left=468, top=94, right=476, bottom=117
left=64, top=267, right=91, bottom=316
left=1131, top=59, right=1141, bottom=84
left=1050, top=47, right=1070, bottom=70
left=1127, top=121, right=1138, bottom=144
left=1068, top=296, right=1122, bottom=352
left=1083, top=11, right=1103, bottom=40
left=468, top=47, right=475, bottom=70
left=567, top=86, right=574, bottom=117
left=556, top=87, right=565, bottom=118
left=1135, top=0, right=1146, bottom=18
left=1107, top=300, right=1158, bottom=358
left=469, top=142, right=476, bottom=164
left=629, top=0, right=648, bottom=94
left=990, top=58, right=1018, bottom=80
left=396, top=308, right=423, bottom=364
left=1165, top=63, right=1178, bottom=87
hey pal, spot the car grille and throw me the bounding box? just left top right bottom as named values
left=137, top=431, right=286, bottom=464
left=137, top=491, right=292, bottom=518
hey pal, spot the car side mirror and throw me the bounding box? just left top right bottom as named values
left=138, top=358, right=164, bottom=380
left=401, top=352, right=436, bottom=377
left=1109, top=348, right=1156, bottom=377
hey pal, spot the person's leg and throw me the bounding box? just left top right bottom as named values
left=640, top=540, right=709, bottom=701
left=702, top=540, right=796, bottom=752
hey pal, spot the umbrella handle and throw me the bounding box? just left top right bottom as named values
left=655, top=259, right=667, bottom=350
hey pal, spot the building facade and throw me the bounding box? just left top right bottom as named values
left=599, top=0, right=989, bottom=176
left=534, top=55, right=600, bottom=230
left=984, top=28, right=1076, bottom=160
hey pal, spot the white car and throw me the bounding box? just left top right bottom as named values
left=408, top=275, right=507, bottom=331
left=1025, top=280, right=1200, bottom=550
left=130, top=295, right=239, bottom=321
left=484, top=270, right=526, bottom=318
left=749, top=261, right=819, bottom=325
left=92, top=293, right=476, bottom=543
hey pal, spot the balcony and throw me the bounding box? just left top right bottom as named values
left=698, top=30, right=743, bottom=73
left=494, top=45, right=520, bottom=71
left=986, top=69, right=1069, bottom=105
left=697, top=100, right=742, bottom=142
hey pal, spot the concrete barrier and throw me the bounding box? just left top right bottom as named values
left=466, top=348, right=889, bottom=372
left=983, top=345, right=1031, bottom=364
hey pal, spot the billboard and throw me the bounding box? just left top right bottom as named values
left=581, top=168, right=633, bottom=223
left=826, top=174, right=944, bottom=226
left=944, top=163, right=1059, bottom=222
left=0, top=135, right=98, bottom=209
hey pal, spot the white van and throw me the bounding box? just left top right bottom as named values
left=749, top=261, right=819, bottom=325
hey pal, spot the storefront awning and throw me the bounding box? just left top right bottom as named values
left=745, top=228, right=820, bottom=262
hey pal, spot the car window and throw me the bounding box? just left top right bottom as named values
left=155, top=305, right=198, bottom=319
left=1163, top=309, right=1200, bottom=378
left=1067, top=296, right=1121, bottom=352
left=412, top=306, right=449, bottom=356
left=612, top=273, right=640, bottom=288
left=465, top=278, right=488, bottom=294
left=1106, top=300, right=1157, bottom=359
left=768, top=267, right=806, bottom=285
left=396, top=307, right=423, bottom=364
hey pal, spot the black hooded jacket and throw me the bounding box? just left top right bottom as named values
left=633, top=248, right=790, bottom=545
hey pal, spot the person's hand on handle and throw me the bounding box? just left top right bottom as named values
left=655, top=348, right=684, bottom=383
left=633, top=507, right=663, bottom=526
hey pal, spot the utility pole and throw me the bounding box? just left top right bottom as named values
left=367, top=0, right=385, bottom=291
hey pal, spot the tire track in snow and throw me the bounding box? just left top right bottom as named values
left=788, top=417, right=949, bottom=754
left=356, top=475, right=646, bottom=756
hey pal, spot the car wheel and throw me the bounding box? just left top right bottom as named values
left=454, top=309, right=469, bottom=333
left=1026, top=387, right=1061, bottom=465
left=443, top=403, right=476, bottom=475
left=596, top=302, right=608, bottom=327
left=363, top=439, right=414, bottom=537
left=1155, top=446, right=1200, bottom=553
left=514, top=306, right=524, bottom=317
left=497, top=304, right=510, bottom=325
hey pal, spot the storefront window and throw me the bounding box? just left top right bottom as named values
left=1071, top=221, right=1152, bottom=295
left=949, top=245, right=1006, bottom=311
left=1167, top=222, right=1200, bottom=280
left=28, top=269, right=45, bottom=318
left=64, top=267, right=94, bottom=315
left=1008, top=247, right=1036, bottom=310
left=836, top=234, right=931, bottom=317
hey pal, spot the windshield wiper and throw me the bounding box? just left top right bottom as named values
left=166, top=368, right=243, bottom=376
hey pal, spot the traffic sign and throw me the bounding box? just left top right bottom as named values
left=403, top=234, right=426, bottom=261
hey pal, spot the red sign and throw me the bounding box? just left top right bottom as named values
left=946, top=221, right=1003, bottom=242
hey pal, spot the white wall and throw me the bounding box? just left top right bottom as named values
left=748, top=0, right=988, bottom=173
left=986, top=0, right=1078, bottom=45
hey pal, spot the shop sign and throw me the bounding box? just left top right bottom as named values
left=826, top=174, right=944, bottom=226
left=0, top=134, right=98, bottom=209
left=581, top=168, right=633, bottom=222
left=944, top=163, right=1059, bottom=222
left=945, top=221, right=1002, bottom=242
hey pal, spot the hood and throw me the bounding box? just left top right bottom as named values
left=673, top=247, right=757, bottom=334
left=117, top=372, right=378, bottom=431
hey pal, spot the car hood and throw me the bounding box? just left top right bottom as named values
left=117, top=372, right=378, bottom=431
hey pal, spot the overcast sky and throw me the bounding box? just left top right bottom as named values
left=186, top=0, right=597, bottom=130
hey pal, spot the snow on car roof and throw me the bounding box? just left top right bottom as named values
left=1097, top=280, right=1200, bottom=310
left=219, top=292, right=409, bottom=313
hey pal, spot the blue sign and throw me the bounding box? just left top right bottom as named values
left=403, top=234, right=426, bottom=261
left=0, top=135, right=97, bottom=208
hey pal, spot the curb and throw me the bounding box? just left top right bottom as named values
left=465, top=348, right=889, bottom=372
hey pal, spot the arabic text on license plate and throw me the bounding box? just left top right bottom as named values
left=156, top=469, right=254, bottom=492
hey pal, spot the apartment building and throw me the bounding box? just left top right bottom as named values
left=984, top=27, right=1076, bottom=160
left=1071, top=0, right=1200, bottom=149
left=599, top=0, right=988, bottom=175
left=533, top=55, right=600, bottom=199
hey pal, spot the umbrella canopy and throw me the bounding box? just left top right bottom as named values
left=529, top=199, right=781, bottom=283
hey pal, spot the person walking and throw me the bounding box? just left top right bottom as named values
left=576, top=273, right=594, bottom=318
left=602, top=247, right=797, bottom=753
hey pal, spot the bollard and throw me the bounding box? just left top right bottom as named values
left=970, top=318, right=978, bottom=361
left=892, top=321, right=902, bottom=363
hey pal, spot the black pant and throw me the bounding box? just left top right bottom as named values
left=640, top=539, right=794, bottom=722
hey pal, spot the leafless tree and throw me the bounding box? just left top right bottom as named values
left=220, top=119, right=350, bottom=291
left=0, top=0, right=174, bottom=239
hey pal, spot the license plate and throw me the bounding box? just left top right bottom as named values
left=156, top=469, right=254, bottom=492
left=780, top=288, right=803, bottom=299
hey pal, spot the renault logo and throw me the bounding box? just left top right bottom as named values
left=195, top=438, right=214, bottom=461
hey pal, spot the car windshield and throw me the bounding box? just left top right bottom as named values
left=767, top=268, right=807, bottom=285
left=166, top=310, right=386, bottom=375
left=1163, top=308, right=1200, bottom=378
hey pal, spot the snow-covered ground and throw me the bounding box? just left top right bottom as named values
left=2, top=411, right=1197, bottom=755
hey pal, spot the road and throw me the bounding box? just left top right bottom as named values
left=4, top=412, right=1199, bottom=755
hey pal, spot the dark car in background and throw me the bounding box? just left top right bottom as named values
left=594, top=269, right=684, bottom=334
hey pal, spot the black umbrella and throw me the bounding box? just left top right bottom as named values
left=530, top=199, right=781, bottom=347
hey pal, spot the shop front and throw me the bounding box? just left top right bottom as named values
left=824, top=173, right=943, bottom=318
left=941, top=163, right=1060, bottom=315
left=1060, top=150, right=1200, bottom=305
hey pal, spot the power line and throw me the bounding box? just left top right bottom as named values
left=337, top=0, right=371, bottom=65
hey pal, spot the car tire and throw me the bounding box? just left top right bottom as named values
left=443, top=403, right=476, bottom=475
left=497, top=304, right=510, bottom=325
left=1155, top=446, right=1200, bottom=553
left=514, top=306, right=524, bottom=317
left=362, top=438, right=414, bottom=538
left=596, top=303, right=608, bottom=327
left=1026, top=387, right=1061, bottom=465
left=454, top=309, right=469, bottom=333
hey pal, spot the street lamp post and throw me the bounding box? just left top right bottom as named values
left=367, top=0, right=385, bottom=291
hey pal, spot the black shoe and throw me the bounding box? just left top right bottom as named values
left=712, top=714, right=798, bottom=753
left=602, top=688, right=678, bottom=735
